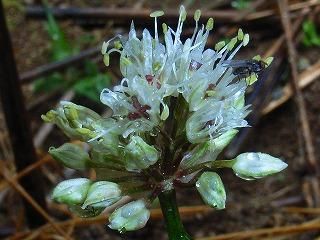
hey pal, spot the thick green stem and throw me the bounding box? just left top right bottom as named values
left=158, top=189, right=192, bottom=240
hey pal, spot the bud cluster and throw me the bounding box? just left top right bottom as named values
left=43, top=6, right=287, bottom=232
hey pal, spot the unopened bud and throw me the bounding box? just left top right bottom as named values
left=232, top=152, right=288, bottom=180
left=108, top=200, right=150, bottom=232
left=52, top=178, right=91, bottom=205
left=49, top=143, right=90, bottom=170
left=196, top=172, right=226, bottom=209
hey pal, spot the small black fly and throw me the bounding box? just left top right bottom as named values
left=222, top=59, right=267, bottom=80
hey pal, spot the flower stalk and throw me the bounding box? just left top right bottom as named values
left=159, top=189, right=192, bottom=240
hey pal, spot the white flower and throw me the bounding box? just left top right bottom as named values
left=101, top=6, right=251, bottom=142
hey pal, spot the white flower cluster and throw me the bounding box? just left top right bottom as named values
left=100, top=6, right=251, bottom=143
left=43, top=6, right=287, bottom=233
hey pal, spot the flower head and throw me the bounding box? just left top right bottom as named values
left=44, top=6, right=287, bottom=233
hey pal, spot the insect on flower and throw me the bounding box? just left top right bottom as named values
left=222, top=59, right=267, bottom=81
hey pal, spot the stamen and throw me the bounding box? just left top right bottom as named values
left=237, top=28, right=244, bottom=41
left=150, top=10, right=164, bottom=42
left=243, top=33, right=250, bottom=46
left=206, top=18, right=214, bottom=31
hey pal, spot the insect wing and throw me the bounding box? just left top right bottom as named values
left=222, top=60, right=250, bottom=68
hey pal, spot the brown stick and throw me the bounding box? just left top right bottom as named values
left=0, top=161, right=71, bottom=240
left=262, top=59, right=320, bottom=115
left=0, top=1, right=47, bottom=227
left=19, top=46, right=100, bottom=83
left=0, top=154, right=52, bottom=192
left=8, top=205, right=212, bottom=239
left=197, top=218, right=320, bottom=240
left=277, top=0, right=318, bottom=174
left=25, top=1, right=320, bottom=23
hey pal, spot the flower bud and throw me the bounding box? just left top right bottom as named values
left=124, top=136, right=159, bottom=171
left=49, top=143, right=90, bottom=170
left=196, top=172, right=226, bottom=209
left=82, top=181, right=122, bottom=209
left=232, top=152, right=288, bottom=180
left=52, top=178, right=91, bottom=205
left=213, top=129, right=238, bottom=153
left=108, top=200, right=150, bottom=232
left=41, top=101, right=101, bottom=141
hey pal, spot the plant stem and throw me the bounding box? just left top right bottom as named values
left=158, top=189, right=192, bottom=240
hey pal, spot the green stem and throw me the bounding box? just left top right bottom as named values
left=158, top=189, right=192, bottom=240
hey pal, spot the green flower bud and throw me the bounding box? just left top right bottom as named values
left=41, top=101, right=102, bottom=141
left=180, top=130, right=238, bottom=170
left=82, top=181, right=122, bottom=209
left=52, top=178, right=91, bottom=205
left=49, top=143, right=90, bottom=170
left=108, top=200, right=150, bottom=232
left=196, top=172, right=226, bottom=209
left=232, top=152, right=288, bottom=180
left=213, top=129, right=238, bottom=153
left=124, top=136, right=159, bottom=171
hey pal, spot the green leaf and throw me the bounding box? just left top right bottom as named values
left=33, top=73, right=66, bottom=93
left=302, top=20, right=320, bottom=47
left=73, top=72, right=111, bottom=102
left=44, top=1, right=75, bottom=61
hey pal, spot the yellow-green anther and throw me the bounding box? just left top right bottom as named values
left=227, top=37, right=238, bottom=51
left=264, top=56, right=274, bottom=66
left=153, top=62, right=162, bottom=71
left=206, top=18, right=214, bottom=31
left=194, top=9, right=201, bottom=21
left=215, top=41, right=225, bottom=51
left=180, top=5, right=187, bottom=21
left=41, top=110, right=56, bottom=122
left=150, top=10, right=164, bottom=18
left=114, top=40, right=122, bottom=50
left=103, top=54, right=110, bottom=66
left=76, top=128, right=96, bottom=138
left=237, top=28, right=244, bottom=40
left=162, top=23, right=168, bottom=33
left=121, top=57, right=132, bottom=66
left=101, top=41, right=108, bottom=54
left=246, top=74, right=258, bottom=86
left=66, top=106, right=78, bottom=120
left=252, top=55, right=261, bottom=61
left=243, top=33, right=250, bottom=46
left=206, top=90, right=215, bottom=97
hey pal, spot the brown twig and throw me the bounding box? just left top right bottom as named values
left=278, top=0, right=318, bottom=175
left=8, top=205, right=212, bottom=239
left=0, top=161, right=72, bottom=240
left=25, top=1, right=320, bottom=23
left=0, top=154, right=52, bottom=192
left=0, top=1, right=47, bottom=227
left=262, top=59, right=320, bottom=115
left=197, top=218, right=320, bottom=240
left=19, top=46, right=100, bottom=84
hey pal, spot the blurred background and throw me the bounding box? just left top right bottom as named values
left=0, top=0, right=320, bottom=239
